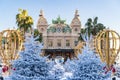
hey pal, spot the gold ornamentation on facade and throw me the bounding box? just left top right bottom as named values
left=74, top=42, right=85, bottom=56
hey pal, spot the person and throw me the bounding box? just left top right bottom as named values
left=112, top=77, right=116, bottom=80
left=0, top=65, right=3, bottom=80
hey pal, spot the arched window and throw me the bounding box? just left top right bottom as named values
left=48, top=40, right=53, bottom=47
left=57, top=39, right=61, bottom=47
left=66, top=40, right=70, bottom=47
left=74, top=41, right=78, bottom=46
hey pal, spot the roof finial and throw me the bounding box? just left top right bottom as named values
left=75, top=9, right=79, bottom=17
left=39, top=10, right=44, bottom=16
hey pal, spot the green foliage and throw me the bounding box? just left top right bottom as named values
left=16, top=9, right=33, bottom=34
left=81, top=17, right=106, bottom=38
left=85, top=17, right=106, bottom=35
left=78, top=29, right=86, bottom=41
left=34, top=29, right=42, bottom=42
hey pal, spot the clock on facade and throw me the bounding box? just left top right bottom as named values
left=56, top=27, right=61, bottom=33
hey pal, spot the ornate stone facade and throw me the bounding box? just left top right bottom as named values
left=37, top=10, right=81, bottom=60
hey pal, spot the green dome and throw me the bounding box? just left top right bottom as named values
left=47, top=16, right=71, bottom=33
left=47, top=25, right=71, bottom=33
left=63, top=25, right=71, bottom=33
left=47, top=26, right=56, bottom=33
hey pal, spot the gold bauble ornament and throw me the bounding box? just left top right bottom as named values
left=94, top=29, right=120, bottom=69
left=0, top=29, right=24, bottom=66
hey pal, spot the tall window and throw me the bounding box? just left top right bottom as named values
left=57, top=39, right=61, bottom=47
left=66, top=40, right=70, bottom=47
left=74, top=40, right=78, bottom=46
left=48, top=40, right=53, bottom=47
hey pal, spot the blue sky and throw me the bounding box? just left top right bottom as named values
left=0, top=0, right=120, bottom=34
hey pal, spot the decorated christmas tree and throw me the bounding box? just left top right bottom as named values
left=9, top=36, right=52, bottom=80
left=50, top=63, right=65, bottom=80
left=49, top=57, right=73, bottom=80
left=114, top=58, right=120, bottom=78
left=65, top=34, right=111, bottom=80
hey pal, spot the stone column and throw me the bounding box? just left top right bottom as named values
left=43, top=36, right=47, bottom=49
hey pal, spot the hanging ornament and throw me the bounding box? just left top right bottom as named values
left=94, top=29, right=120, bottom=70
left=0, top=29, right=24, bottom=68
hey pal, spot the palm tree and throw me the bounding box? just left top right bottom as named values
left=79, top=17, right=106, bottom=41
left=85, top=17, right=106, bottom=37
left=16, top=9, right=33, bottom=35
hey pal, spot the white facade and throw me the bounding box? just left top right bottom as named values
left=37, top=10, right=81, bottom=50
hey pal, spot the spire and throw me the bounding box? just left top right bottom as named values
left=75, top=10, right=79, bottom=17
left=39, top=10, right=44, bottom=16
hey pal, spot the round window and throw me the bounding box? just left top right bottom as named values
left=41, top=28, right=44, bottom=31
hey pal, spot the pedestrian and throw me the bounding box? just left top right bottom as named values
left=0, top=65, right=3, bottom=80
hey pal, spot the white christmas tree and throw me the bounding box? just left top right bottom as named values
left=114, top=56, right=120, bottom=78
left=50, top=63, right=65, bottom=80
left=9, top=36, right=53, bottom=80
left=49, top=56, right=65, bottom=80
left=48, top=55, right=73, bottom=80
left=65, top=34, right=111, bottom=80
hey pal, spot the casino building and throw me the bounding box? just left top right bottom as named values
left=37, top=10, right=82, bottom=60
